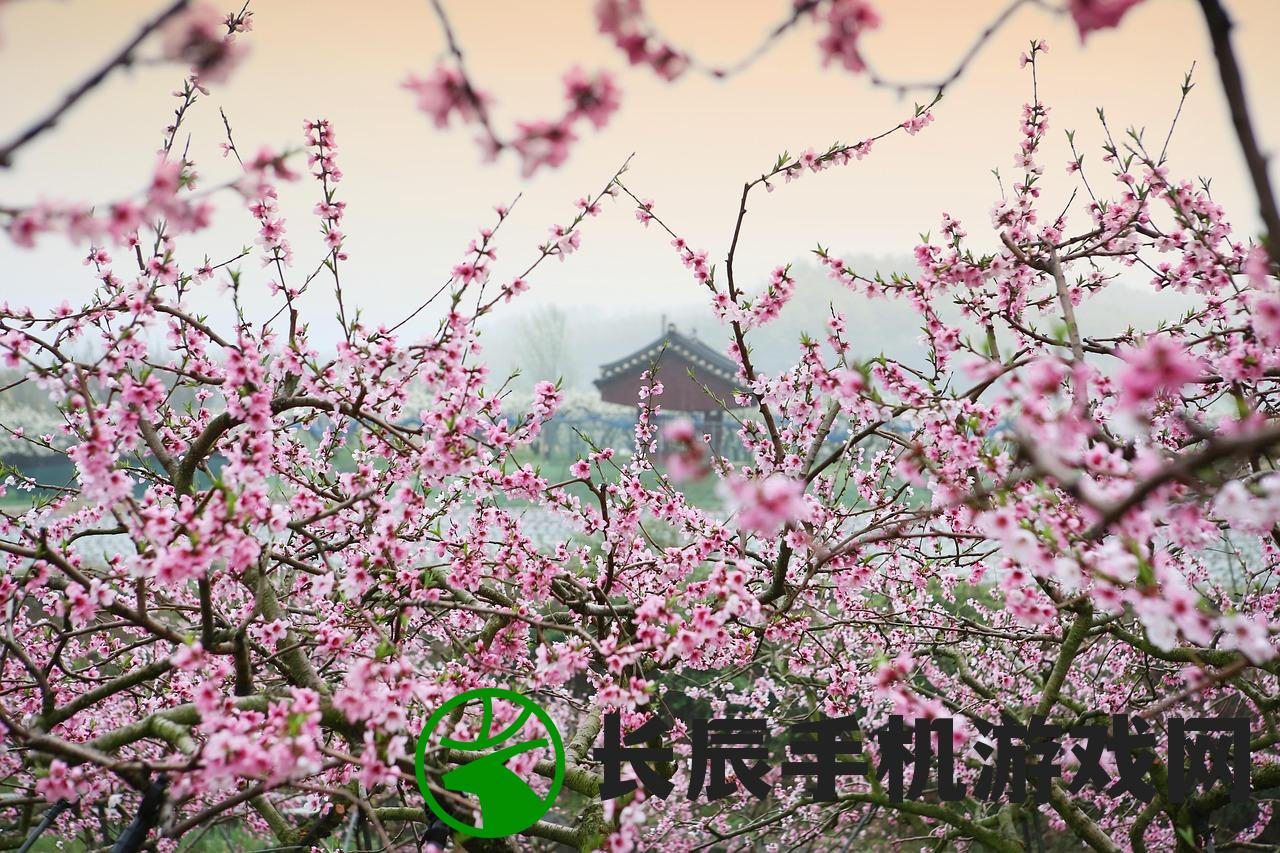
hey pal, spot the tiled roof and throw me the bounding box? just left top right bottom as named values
left=597, top=325, right=738, bottom=384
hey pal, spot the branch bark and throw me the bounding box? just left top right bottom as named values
left=1197, top=0, right=1280, bottom=246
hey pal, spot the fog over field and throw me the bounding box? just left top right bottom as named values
left=481, top=255, right=1203, bottom=391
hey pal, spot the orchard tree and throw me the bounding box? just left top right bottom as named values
left=0, top=2, right=1278, bottom=852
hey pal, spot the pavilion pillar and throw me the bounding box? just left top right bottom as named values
left=705, top=409, right=723, bottom=455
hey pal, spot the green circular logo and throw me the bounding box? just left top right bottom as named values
left=415, top=687, right=565, bottom=839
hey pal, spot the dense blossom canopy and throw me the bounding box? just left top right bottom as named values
left=0, top=2, right=1277, bottom=852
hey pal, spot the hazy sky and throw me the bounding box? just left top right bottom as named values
left=1, top=0, right=1277, bottom=370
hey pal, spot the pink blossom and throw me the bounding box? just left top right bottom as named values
left=1245, top=244, right=1272, bottom=288
left=1115, top=337, right=1203, bottom=410
left=36, top=760, right=81, bottom=803
left=503, top=277, right=529, bottom=302
left=817, top=0, right=880, bottom=73
left=902, top=111, right=935, bottom=136
left=1069, top=0, right=1146, bottom=40
left=172, top=641, right=206, bottom=671
left=830, top=367, right=865, bottom=403
left=403, top=65, right=490, bottom=128
left=1251, top=292, right=1280, bottom=345
left=512, top=120, right=577, bottom=177
left=663, top=417, right=709, bottom=482
left=1219, top=613, right=1276, bottom=663
left=563, top=66, right=622, bottom=129
left=664, top=417, right=695, bottom=444
left=726, top=474, right=811, bottom=536
left=161, top=2, right=247, bottom=84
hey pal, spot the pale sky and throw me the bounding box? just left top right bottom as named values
left=1, top=0, right=1277, bottom=378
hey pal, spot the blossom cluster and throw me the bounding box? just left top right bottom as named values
left=403, top=63, right=621, bottom=176
left=0, top=5, right=1277, bottom=853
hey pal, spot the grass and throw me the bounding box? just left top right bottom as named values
left=504, top=448, right=725, bottom=510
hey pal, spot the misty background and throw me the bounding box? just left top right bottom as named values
left=482, top=254, right=1200, bottom=394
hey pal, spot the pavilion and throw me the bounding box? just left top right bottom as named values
left=594, top=323, right=742, bottom=452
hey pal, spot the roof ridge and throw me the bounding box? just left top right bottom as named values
left=596, top=327, right=737, bottom=382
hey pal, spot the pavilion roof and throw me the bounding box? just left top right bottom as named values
left=596, top=324, right=738, bottom=386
